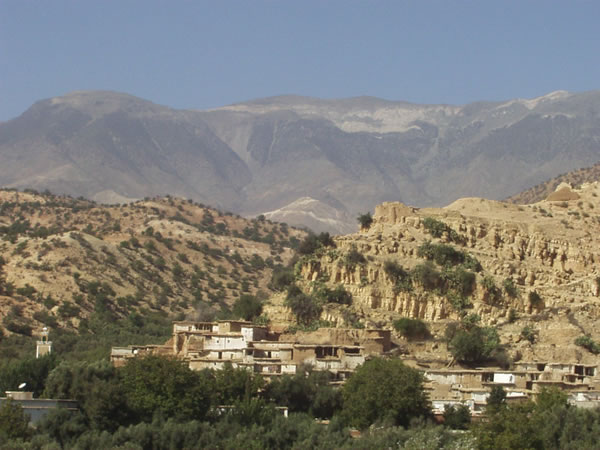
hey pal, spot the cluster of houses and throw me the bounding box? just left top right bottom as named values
left=111, top=320, right=600, bottom=415
left=422, top=362, right=600, bottom=415
left=111, top=320, right=390, bottom=383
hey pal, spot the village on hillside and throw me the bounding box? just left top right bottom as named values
left=112, top=320, right=600, bottom=418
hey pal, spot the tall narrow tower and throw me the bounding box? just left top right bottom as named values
left=36, top=327, right=52, bottom=358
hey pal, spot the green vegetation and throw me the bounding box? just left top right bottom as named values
left=285, top=285, right=323, bottom=325
left=341, top=245, right=366, bottom=270
left=472, top=387, right=600, bottom=449
left=356, top=212, right=373, bottom=229
left=422, top=217, right=462, bottom=243
left=341, top=358, right=431, bottom=429
left=575, top=335, right=600, bottom=354
left=0, top=398, right=31, bottom=441
left=445, top=315, right=502, bottom=364
left=393, top=317, right=429, bottom=340
left=529, top=290, right=543, bottom=308
left=296, top=232, right=335, bottom=256
left=312, top=283, right=352, bottom=305
left=521, top=325, right=537, bottom=344
left=232, top=294, right=263, bottom=321
left=417, top=241, right=481, bottom=271
left=502, top=277, right=519, bottom=298
left=443, top=403, right=471, bottom=430
left=383, top=260, right=412, bottom=292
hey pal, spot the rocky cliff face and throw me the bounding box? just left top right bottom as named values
left=288, top=182, right=600, bottom=364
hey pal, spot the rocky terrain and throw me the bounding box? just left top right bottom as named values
left=265, top=182, right=600, bottom=366
left=506, top=160, right=600, bottom=205
left=0, top=189, right=304, bottom=336
left=2, top=182, right=600, bottom=367
left=3, top=90, right=600, bottom=232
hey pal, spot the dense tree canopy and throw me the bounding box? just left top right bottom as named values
left=341, top=358, right=431, bottom=429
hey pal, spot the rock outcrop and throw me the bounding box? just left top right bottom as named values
left=288, top=183, right=600, bottom=364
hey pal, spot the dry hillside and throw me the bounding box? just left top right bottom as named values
left=266, top=182, right=600, bottom=366
left=506, top=161, right=600, bottom=204
left=0, top=189, right=305, bottom=337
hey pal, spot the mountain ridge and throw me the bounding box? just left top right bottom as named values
left=2, top=89, right=600, bottom=232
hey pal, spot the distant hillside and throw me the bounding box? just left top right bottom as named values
left=0, top=189, right=305, bottom=340
left=3, top=89, right=600, bottom=232
left=505, top=161, right=600, bottom=204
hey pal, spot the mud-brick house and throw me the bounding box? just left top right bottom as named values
left=111, top=320, right=392, bottom=381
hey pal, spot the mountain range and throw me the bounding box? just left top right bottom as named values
left=2, top=89, right=600, bottom=232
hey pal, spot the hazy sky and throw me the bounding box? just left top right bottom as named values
left=2, top=0, right=599, bottom=120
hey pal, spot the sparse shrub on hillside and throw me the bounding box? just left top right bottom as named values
left=232, top=294, right=263, bottom=321
left=422, top=217, right=462, bottom=243
left=313, top=284, right=352, bottom=305
left=177, top=252, right=190, bottom=264
left=297, top=232, right=336, bottom=256
left=285, top=285, right=322, bottom=325
left=443, top=267, right=476, bottom=297
left=15, top=284, right=36, bottom=299
left=270, top=266, right=295, bottom=291
left=383, top=260, right=412, bottom=292
left=521, top=325, right=537, bottom=344
left=58, top=302, right=80, bottom=319
left=529, top=290, right=543, bottom=308
left=503, top=278, right=519, bottom=298
left=393, top=318, right=429, bottom=340
left=411, top=262, right=444, bottom=291
left=32, top=311, right=58, bottom=328
left=417, top=241, right=481, bottom=270
left=357, top=212, right=373, bottom=230
left=341, top=245, right=366, bottom=270
left=481, top=275, right=501, bottom=303
left=575, top=335, right=600, bottom=354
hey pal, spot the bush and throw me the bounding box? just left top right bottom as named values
left=270, top=266, right=295, bottom=291
left=393, top=318, right=429, bottom=340
left=383, top=260, right=412, bottom=292
left=443, top=267, right=476, bottom=297
left=342, top=245, right=366, bottom=270
left=503, top=278, right=519, bottom=298
left=422, top=217, right=462, bottom=243
left=357, top=212, right=373, bottom=229
left=575, top=335, right=600, bottom=354
left=0, top=398, right=30, bottom=440
left=232, top=295, right=263, bottom=321
left=296, top=232, right=335, bottom=256
left=443, top=403, right=471, bottom=430
left=521, top=325, right=536, bottom=344
left=481, top=275, right=501, bottom=302
left=417, top=241, right=480, bottom=270
left=285, top=286, right=322, bottom=325
left=410, top=262, right=443, bottom=291
left=529, top=290, right=543, bottom=308
left=313, top=284, right=352, bottom=305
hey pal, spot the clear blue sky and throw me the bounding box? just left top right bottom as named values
left=1, top=0, right=599, bottom=121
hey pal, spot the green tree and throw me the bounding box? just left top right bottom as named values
left=0, top=397, right=30, bottom=441
left=119, top=355, right=214, bottom=423
left=285, top=286, right=322, bottom=325
left=393, top=317, right=429, bottom=340
left=447, top=317, right=500, bottom=364
left=232, top=294, right=263, bottom=321
left=443, top=403, right=471, bottom=430
left=44, top=360, right=131, bottom=432
left=265, top=370, right=342, bottom=419
left=341, top=358, right=431, bottom=429
left=357, top=212, right=373, bottom=229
